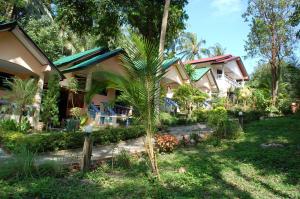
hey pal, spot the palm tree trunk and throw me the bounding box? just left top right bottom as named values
left=19, top=105, right=25, bottom=124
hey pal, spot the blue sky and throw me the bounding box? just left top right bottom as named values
left=185, top=0, right=257, bottom=74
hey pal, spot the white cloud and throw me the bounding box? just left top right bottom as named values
left=211, top=0, right=242, bottom=16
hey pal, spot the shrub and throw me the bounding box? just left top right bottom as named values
left=0, top=119, right=18, bottom=131
left=0, top=147, right=36, bottom=180
left=207, top=106, right=228, bottom=127
left=115, top=149, right=132, bottom=169
left=243, top=110, right=265, bottom=123
left=38, top=161, right=66, bottom=177
left=176, top=117, right=197, bottom=125
left=208, top=107, right=242, bottom=139
left=155, top=134, right=179, bottom=152
left=160, top=112, right=178, bottom=126
left=213, top=120, right=243, bottom=139
left=192, top=108, right=209, bottom=122
left=190, top=132, right=200, bottom=143
left=18, top=117, right=31, bottom=133
left=0, top=126, right=145, bottom=153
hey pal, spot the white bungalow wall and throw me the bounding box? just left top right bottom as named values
left=194, top=74, right=213, bottom=96
left=210, top=62, right=244, bottom=97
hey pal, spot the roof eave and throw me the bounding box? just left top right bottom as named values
left=61, top=49, right=123, bottom=74
left=1, top=21, right=65, bottom=79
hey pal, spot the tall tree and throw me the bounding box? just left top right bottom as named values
left=209, top=43, right=226, bottom=57
left=0, top=0, right=52, bottom=22
left=54, top=0, right=122, bottom=48
left=159, top=0, right=171, bottom=56
left=290, top=1, right=300, bottom=38
left=54, top=0, right=188, bottom=50
left=177, top=32, right=210, bottom=60
left=243, top=0, right=296, bottom=105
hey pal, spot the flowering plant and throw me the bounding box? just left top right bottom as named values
left=155, top=134, right=179, bottom=152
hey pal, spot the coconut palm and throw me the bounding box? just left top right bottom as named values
left=95, top=34, right=165, bottom=178
left=209, top=43, right=226, bottom=57
left=6, top=77, right=38, bottom=124
left=177, top=32, right=210, bottom=60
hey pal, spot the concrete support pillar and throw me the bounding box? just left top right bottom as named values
left=33, top=74, right=44, bottom=130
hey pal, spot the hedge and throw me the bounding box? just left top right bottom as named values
left=0, top=126, right=145, bottom=153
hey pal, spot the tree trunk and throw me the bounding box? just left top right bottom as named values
left=145, top=128, right=160, bottom=179
left=156, top=0, right=171, bottom=119
left=19, top=105, right=25, bottom=124
left=270, top=24, right=279, bottom=106
left=159, top=0, right=171, bottom=55
left=271, top=66, right=279, bottom=106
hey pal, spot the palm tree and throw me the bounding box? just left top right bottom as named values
left=209, top=43, right=226, bottom=57
left=177, top=32, right=210, bottom=60
left=6, top=78, right=38, bottom=124
left=95, top=34, right=165, bottom=178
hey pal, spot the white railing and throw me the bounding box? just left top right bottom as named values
left=224, top=75, right=241, bottom=88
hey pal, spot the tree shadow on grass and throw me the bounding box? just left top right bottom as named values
left=221, top=117, right=300, bottom=186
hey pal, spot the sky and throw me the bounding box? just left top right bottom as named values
left=185, top=0, right=257, bottom=74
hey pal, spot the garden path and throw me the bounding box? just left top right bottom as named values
left=1, top=123, right=212, bottom=165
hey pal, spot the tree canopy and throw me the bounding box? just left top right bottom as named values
left=243, top=0, right=297, bottom=105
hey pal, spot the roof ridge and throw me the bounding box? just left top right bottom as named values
left=53, top=47, right=106, bottom=67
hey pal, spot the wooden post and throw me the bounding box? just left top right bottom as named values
left=81, top=132, right=93, bottom=172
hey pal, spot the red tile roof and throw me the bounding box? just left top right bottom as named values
left=185, top=54, right=249, bottom=80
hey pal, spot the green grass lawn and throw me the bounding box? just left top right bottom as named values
left=1, top=116, right=299, bottom=199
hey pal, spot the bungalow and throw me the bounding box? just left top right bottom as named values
left=191, top=67, right=218, bottom=97
left=53, top=48, right=189, bottom=126
left=186, top=54, right=249, bottom=97
left=0, top=22, right=63, bottom=129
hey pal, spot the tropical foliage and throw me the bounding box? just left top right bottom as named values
left=173, top=84, right=208, bottom=118
left=95, top=34, right=165, bottom=177
left=243, top=0, right=297, bottom=105
left=177, top=32, right=209, bottom=60
left=41, top=74, right=60, bottom=130
left=5, top=78, right=38, bottom=124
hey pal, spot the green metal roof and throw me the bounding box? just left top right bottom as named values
left=162, top=57, right=180, bottom=70
left=53, top=47, right=105, bottom=67
left=191, top=67, right=211, bottom=81
left=61, top=48, right=123, bottom=73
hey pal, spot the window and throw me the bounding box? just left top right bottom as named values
left=0, top=72, right=14, bottom=90
left=216, top=69, right=223, bottom=79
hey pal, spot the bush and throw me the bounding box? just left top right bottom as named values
left=213, top=120, right=243, bottom=139
left=155, top=134, right=179, bottom=152
left=115, top=149, right=132, bottom=169
left=190, top=132, right=200, bottom=143
left=0, top=119, right=18, bottom=131
left=38, top=161, right=66, bottom=177
left=207, top=106, right=228, bottom=127
left=192, top=108, right=209, bottom=122
left=160, top=112, right=178, bottom=126
left=228, top=109, right=266, bottom=123
left=0, top=147, right=67, bottom=180
left=18, top=117, right=31, bottom=133
left=0, top=126, right=145, bottom=153
left=0, top=147, right=35, bottom=180
left=208, top=107, right=242, bottom=139
left=176, top=117, right=197, bottom=125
